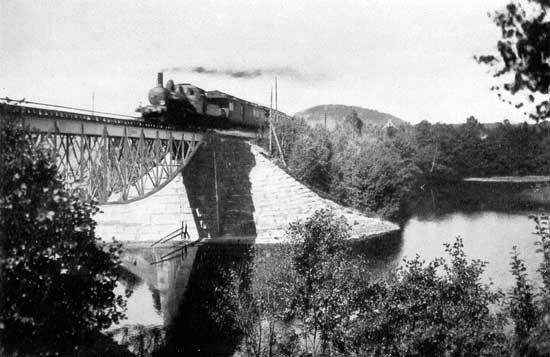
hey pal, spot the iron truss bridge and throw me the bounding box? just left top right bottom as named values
left=0, top=101, right=205, bottom=204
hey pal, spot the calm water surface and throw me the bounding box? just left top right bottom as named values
left=361, top=181, right=550, bottom=290
left=113, top=244, right=253, bottom=354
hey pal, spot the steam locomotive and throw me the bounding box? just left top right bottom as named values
left=136, top=72, right=272, bottom=129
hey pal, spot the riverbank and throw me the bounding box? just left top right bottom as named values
left=464, top=175, right=550, bottom=183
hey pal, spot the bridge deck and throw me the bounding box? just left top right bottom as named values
left=1, top=103, right=203, bottom=140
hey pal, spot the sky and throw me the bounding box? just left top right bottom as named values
left=0, top=0, right=528, bottom=124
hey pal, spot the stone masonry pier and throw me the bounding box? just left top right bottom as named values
left=94, top=134, right=399, bottom=244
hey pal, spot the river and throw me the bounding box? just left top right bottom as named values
left=110, top=180, right=550, bottom=354
left=359, top=181, right=550, bottom=290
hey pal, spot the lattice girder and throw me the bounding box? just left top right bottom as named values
left=1, top=105, right=204, bottom=204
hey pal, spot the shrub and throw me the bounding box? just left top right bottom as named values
left=509, top=215, right=550, bottom=356
left=354, top=238, right=507, bottom=356
left=0, top=121, right=127, bottom=354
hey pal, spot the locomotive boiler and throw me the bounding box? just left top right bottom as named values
left=137, top=72, right=271, bottom=130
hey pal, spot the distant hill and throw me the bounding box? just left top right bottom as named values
left=294, top=104, right=407, bottom=129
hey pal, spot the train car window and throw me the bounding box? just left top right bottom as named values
left=188, top=89, right=195, bottom=95
left=229, top=103, right=234, bottom=111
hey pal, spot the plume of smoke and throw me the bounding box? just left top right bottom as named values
left=160, top=65, right=323, bottom=81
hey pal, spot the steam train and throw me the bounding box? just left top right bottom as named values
left=136, top=72, right=273, bottom=129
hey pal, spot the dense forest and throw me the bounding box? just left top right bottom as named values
left=260, top=113, right=550, bottom=219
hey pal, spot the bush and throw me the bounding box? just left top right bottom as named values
left=509, top=215, right=550, bottom=356
left=354, top=238, right=507, bottom=356
left=0, top=121, right=127, bottom=354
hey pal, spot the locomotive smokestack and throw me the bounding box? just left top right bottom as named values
left=157, top=72, right=163, bottom=87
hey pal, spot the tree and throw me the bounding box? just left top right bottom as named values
left=477, top=0, right=550, bottom=122
left=330, top=134, right=421, bottom=219
left=343, top=110, right=363, bottom=134
left=0, top=121, right=128, bottom=354
left=287, top=126, right=333, bottom=192
left=285, top=210, right=373, bottom=356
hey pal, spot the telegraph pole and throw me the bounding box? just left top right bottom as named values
left=269, top=87, right=273, bottom=155
left=271, top=77, right=287, bottom=166
left=324, top=105, right=327, bottom=129
left=275, top=77, right=278, bottom=124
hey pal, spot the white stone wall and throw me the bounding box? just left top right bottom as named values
left=94, top=174, right=199, bottom=243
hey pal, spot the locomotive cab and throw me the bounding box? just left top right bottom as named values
left=205, top=91, right=230, bottom=118
left=176, top=83, right=206, bottom=115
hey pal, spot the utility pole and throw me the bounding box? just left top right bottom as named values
left=213, top=150, right=221, bottom=237
left=271, top=77, right=287, bottom=167
left=92, top=92, right=95, bottom=116
left=324, top=104, right=327, bottom=129
left=269, top=87, right=273, bottom=155
left=275, top=77, right=278, bottom=125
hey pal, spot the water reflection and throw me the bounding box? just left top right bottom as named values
left=405, top=181, right=550, bottom=219
left=366, top=182, right=550, bottom=291
left=113, top=244, right=253, bottom=356
left=115, top=247, right=194, bottom=328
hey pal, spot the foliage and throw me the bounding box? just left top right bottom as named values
left=227, top=211, right=513, bottom=356
left=232, top=245, right=299, bottom=357
left=287, top=125, right=333, bottom=192
left=343, top=110, right=363, bottom=134
left=477, top=0, right=550, bottom=121
left=273, top=116, right=310, bottom=159
left=0, top=121, right=127, bottom=354
left=227, top=210, right=373, bottom=356
left=268, top=118, right=422, bottom=219
left=508, top=246, right=539, bottom=356
left=211, top=211, right=550, bottom=357
left=353, top=238, right=507, bottom=356
left=409, top=118, right=550, bottom=179
left=508, top=215, right=550, bottom=356
left=286, top=210, right=361, bottom=356
left=329, top=131, right=421, bottom=218
left=266, top=113, right=549, bottom=221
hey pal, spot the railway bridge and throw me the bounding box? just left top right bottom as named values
left=1, top=102, right=204, bottom=204
left=1, top=100, right=399, bottom=244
